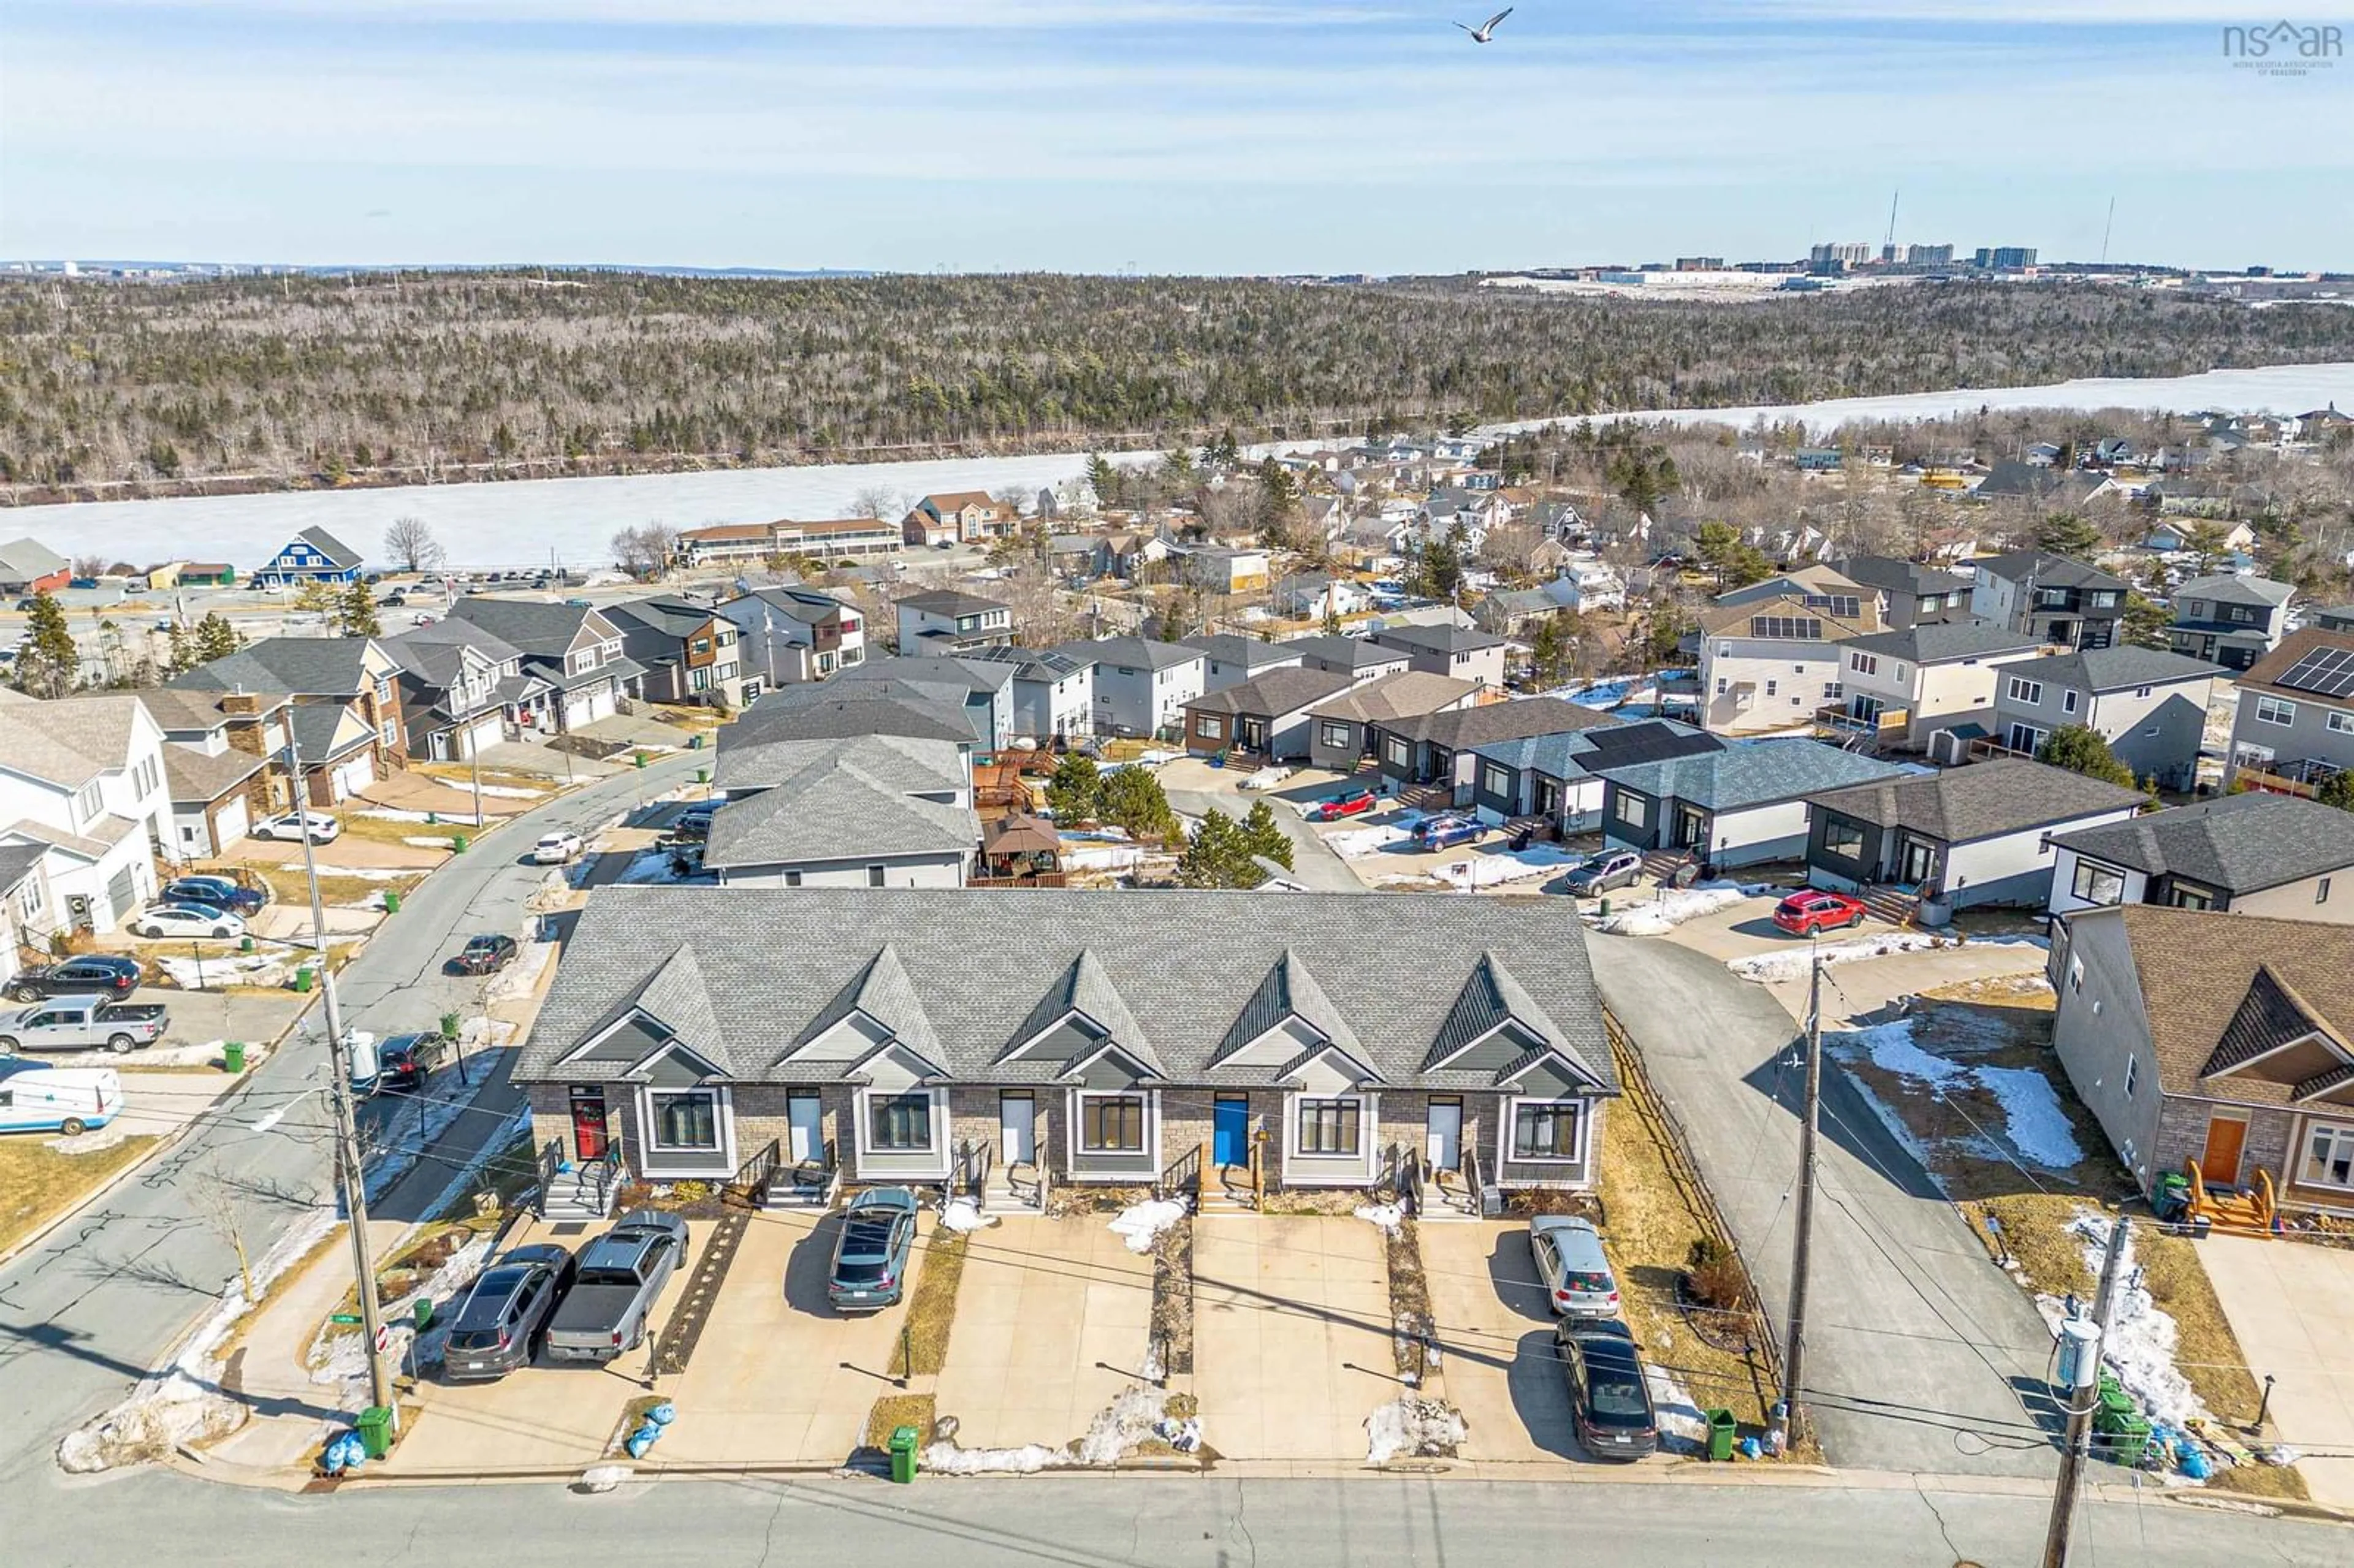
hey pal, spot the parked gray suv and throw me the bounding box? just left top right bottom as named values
left=441, top=1243, right=578, bottom=1382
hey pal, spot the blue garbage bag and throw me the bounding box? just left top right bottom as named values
left=1739, top=1436, right=1763, bottom=1460
left=2178, top=1442, right=2211, bottom=1480
left=624, top=1420, right=663, bottom=1460
left=321, top=1431, right=365, bottom=1475
left=647, top=1402, right=677, bottom=1427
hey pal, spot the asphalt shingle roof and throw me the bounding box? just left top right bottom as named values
left=704, top=740, right=978, bottom=870
left=0, top=840, right=47, bottom=893
left=1307, top=670, right=1479, bottom=725
left=2049, top=794, right=2354, bottom=895
left=1055, top=636, right=1203, bottom=673
left=1833, top=557, right=1981, bottom=600
left=1807, top=757, right=2146, bottom=843
left=1472, top=718, right=1717, bottom=782
left=1370, top=623, right=1506, bottom=656
left=1284, top=634, right=1412, bottom=673
left=2239, top=626, right=2354, bottom=703
left=517, top=888, right=1617, bottom=1095
left=1994, top=645, right=2222, bottom=693
left=1596, top=738, right=1903, bottom=811
left=173, top=637, right=378, bottom=698
left=1970, top=550, right=2128, bottom=592
left=0, top=695, right=148, bottom=789
left=1186, top=666, right=1355, bottom=718
left=730, top=683, right=975, bottom=752
left=2174, top=574, right=2293, bottom=609
left=1839, top=619, right=2046, bottom=664
left=1384, top=696, right=1621, bottom=750
left=162, top=742, right=264, bottom=804
left=1183, top=634, right=1306, bottom=672
left=899, top=588, right=1010, bottom=617
left=2103, top=904, right=2354, bottom=1102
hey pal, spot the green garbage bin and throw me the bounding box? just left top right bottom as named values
left=2095, top=1413, right=2152, bottom=1467
left=223, top=1041, right=246, bottom=1075
left=1705, top=1408, right=1737, bottom=1461
left=383, top=889, right=402, bottom=915
left=634, top=751, right=649, bottom=769
left=293, top=965, right=315, bottom=994
left=356, top=1406, right=395, bottom=1460
left=1598, top=897, right=1612, bottom=919
left=452, top=834, right=468, bottom=854
left=696, top=766, right=710, bottom=784
left=239, top=935, right=254, bottom=954
left=888, top=1425, right=920, bottom=1483
left=413, top=1298, right=434, bottom=1332
left=427, top=810, right=439, bottom=826
left=688, top=734, right=705, bottom=751
left=440, top=1011, right=462, bottom=1039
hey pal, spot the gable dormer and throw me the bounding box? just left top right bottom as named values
left=1424, top=951, right=1600, bottom=1089
left=555, top=942, right=730, bottom=1087
left=997, top=949, right=1160, bottom=1077
left=2201, top=965, right=2354, bottom=1090
left=1212, top=949, right=1367, bottom=1074
left=779, top=944, right=942, bottom=1070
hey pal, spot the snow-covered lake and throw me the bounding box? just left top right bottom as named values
left=9, top=362, right=2350, bottom=570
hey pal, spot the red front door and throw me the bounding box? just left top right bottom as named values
left=569, top=1088, right=610, bottom=1162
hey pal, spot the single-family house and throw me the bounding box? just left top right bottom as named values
left=172, top=637, right=408, bottom=801
left=173, top=563, right=237, bottom=588
left=102, top=685, right=297, bottom=856
left=443, top=598, right=641, bottom=734
left=1968, top=552, right=2127, bottom=651
left=1369, top=623, right=1509, bottom=691
left=253, top=526, right=365, bottom=588
left=1713, top=564, right=1867, bottom=611
left=706, top=733, right=976, bottom=889
left=1304, top=671, right=1480, bottom=774
left=2045, top=904, right=2354, bottom=1212
left=0, top=841, right=62, bottom=961
left=2166, top=575, right=2294, bottom=672
left=902, top=492, right=1015, bottom=547
left=895, top=589, right=1015, bottom=655
left=2046, top=793, right=2354, bottom=923
left=2226, top=628, right=2354, bottom=796
left=0, top=691, right=175, bottom=931
left=1987, top=645, right=2221, bottom=791
left=957, top=645, right=1096, bottom=742
left=1183, top=633, right=1306, bottom=694
left=603, top=596, right=748, bottom=709
left=517, top=886, right=1618, bottom=1207
left=1417, top=488, right=1510, bottom=549
left=1803, top=757, right=2146, bottom=908
left=1182, top=667, right=1356, bottom=761
left=1054, top=637, right=1205, bottom=739
left=1371, top=698, right=1623, bottom=804
left=1597, top=739, right=1903, bottom=868
left=1470, top=718, right=1720, bottom=835
left=841, top=657, right=1016, bottom=755
left=1285, top=634, right=1414, bottom=687
left=724, top=685, right=978, bottom=797
left=1697, top=591, right=1884, bottom=735
left=1169, top=544, right=1271, bottom=596
left=2145, top=517, right=2257, bottom=551
left=1833, top=556, right=1979, bottom=630
left=717, top=585, right=867, bottom=689
left=1271, top=573, right=1373, bottom=622
left=1474, top=577, right=1587, bottom=637
left=1825, top=620, right=2051, bottom=751
left=0, top=538, right=70, bottom=596
left=379, top=618, right=532, bottom=761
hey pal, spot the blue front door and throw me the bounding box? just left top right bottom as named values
left=1213, top=1098, right=1249, bottom=1166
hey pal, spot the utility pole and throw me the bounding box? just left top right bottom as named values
left=2042, top=1214, right=2131, bottom=1568
left=1781, top=942, right=1825, bottom=1447
left=283, top=732, right=396, bottom=1432
left=469, top=739, right=485, bottom=828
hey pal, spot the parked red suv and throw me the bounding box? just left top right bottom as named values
left=1771, top=889, right=1869, bottom=937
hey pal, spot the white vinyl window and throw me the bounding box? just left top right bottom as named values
left=1197, top=715, right=1224, bottom=740
left=2255, top=695, right=2298, bottom=726
left=2071, top=859, right=2126, bottom=907
left=2006, top=677, right=2044, bottom=705
left=1849, top=652, right=1878, bottom=676
left=2301, top=1122, right=2354, bottom=1192
left=2062, top=690, right=2079, bottom=714
left=2328, top=712, right=2354, bottom=735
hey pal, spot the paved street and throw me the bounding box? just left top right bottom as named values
left=7, top=1464, right=2344, bottom=1566
left=1585, top=931, right=2063, bottom=1479
left=0, top=750, right=704, bottom=1490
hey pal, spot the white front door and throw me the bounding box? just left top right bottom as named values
left=787, top=1092, right=823, bottom=1164
left=1000, top=1092, right=1037, bottom=1165
left=1426, top=1101, right=1463, bottom=1171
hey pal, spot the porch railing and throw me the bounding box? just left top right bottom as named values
left=533, top=1138, right=562, bottom=1215
left=731, top=1137, right=781, bottom=1206
left=954, top=1138, right=994, bottom=1202
left=1157, top=1142, right=1202, bottom=1201
left=1461, top=1140, right=1487, bottom=1219
left=1403, top=1146, right=1427, bottom=1218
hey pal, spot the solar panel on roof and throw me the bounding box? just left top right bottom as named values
left=1802, top=594, right=1862, bottom=620
left=2280, top=646, right=2354, bottom=698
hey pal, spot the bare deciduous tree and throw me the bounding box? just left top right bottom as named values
left=851, top=485, right=904, bottom=522
left=383, top=516, right=444, bottom=573
left=190, top=1175, right=256, bottom=1303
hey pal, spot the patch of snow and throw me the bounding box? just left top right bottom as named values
left=483, top=939, right=557, bottom=1002
left=1235, top=766, right=1293, bottom=791
left=57, top=1205, right=338, bottom=1474
left=1976, top=1066, right=2084, bottom=1168
left=467, top=782, right=544, bottom=799
left=1398, top=842, right=1580, bottom=891
left=2034, top=1212, right=2211, bottom=1434
left=122, top=1035, right=265, bottom=1069
left=361, top=808, right=441, bottom=823
left=1108, top=1197, right=1189, bottom=1254
left=1365, top=1396, right=1466, bottom=1463
left=920, top=1441, right=1066, bottom=1474
left=616, top=848, right=704, bottom=886
left=1646, top=1364, right=1710, bottom=1455
left=1728, top=932, right=2045, bottom=984
left=577, top=1464, right=633, bottom=1493
left=1353, top=1203, right=1405, bottom=1235
left=360, top=1043, right=505, bottom=1205
left=1074, top=1383, right=1170, bottom=1466
left=1324, top=813, right=1428, bottom=859
left=1591, top=880, right=1762, bottom=936
left=939, top=1197, right=996, bottom=1234
left=158, top=953, right=294, bottom=991
left=401, top=834, right=459, bottom=848
left=1851, top=1019, right=1969, bottom=1088
left=47, top=1123, right=131, bottom=1155
left=1063, top=843, right=1147, bottom=873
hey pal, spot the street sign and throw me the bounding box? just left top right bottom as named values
left=330, top=1312, right=362, bottom=1325
left=374, top=1325, right=393, bottom=1354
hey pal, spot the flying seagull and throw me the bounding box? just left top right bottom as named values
left=1455, top=7, right=1512, bottom=43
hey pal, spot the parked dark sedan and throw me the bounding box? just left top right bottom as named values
left=162, top=875, right=269, bottom=916
left=441, top=1243, right=578, bottom=1381
left=7, top=956, right=143, bottom=1003
left=449, top=934, right=518, bottom=975
left=376, top=1031, right=454, bottom=1094
left=1556, top=1318, right=1659, bottom=1461
left=827, top=1187, right=920, bottom=1312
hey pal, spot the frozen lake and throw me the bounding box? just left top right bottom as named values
left=9, top=362, right=2350, bottom=571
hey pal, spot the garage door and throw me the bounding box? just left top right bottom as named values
left=105, top=866, right=138, bottom=927
left=582, top=686, right=617, bottom=723
left=465, top=713, right=505, bottom=757
left=214, top=794, right=251, bottom=849
left=331, top=752, right=375, bottom=800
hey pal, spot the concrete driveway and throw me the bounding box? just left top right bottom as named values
left=2199, top=1235, right=2354, bottom=1507
left=933, top=1214, right=1154, bottom=1450
left=1418, top=1220, right=1579, bottom=1463
left=657, top=1208, right=917, bottom=1466
left=383, top=1216, right=713, bottom=1475
left=1587, top=931, right=2060, bottom=1479
left=1192, top=1214, right=1396, bottom=1460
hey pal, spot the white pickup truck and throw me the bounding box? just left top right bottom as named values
left=0, top=996, right=170, bottom=1055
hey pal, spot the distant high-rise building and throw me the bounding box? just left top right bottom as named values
left=1810, top=242, right=1873, bottom=267
left=1675, top=256, right=1726, bottom=272
left=1902, top=243, right=1954, bottom=265
left=1973, top=246, right=2038, bottom=269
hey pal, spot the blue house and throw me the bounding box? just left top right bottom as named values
left=255, top=527, right=365, bottom=587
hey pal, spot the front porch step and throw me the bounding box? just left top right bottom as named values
left=1856, top=883, right=1922, bottom=927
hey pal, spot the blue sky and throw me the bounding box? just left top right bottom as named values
left=4, top=1, right=2350, bottom=272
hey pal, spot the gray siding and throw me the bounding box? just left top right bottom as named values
left=2047, top=913, right=2165, bottom=1192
